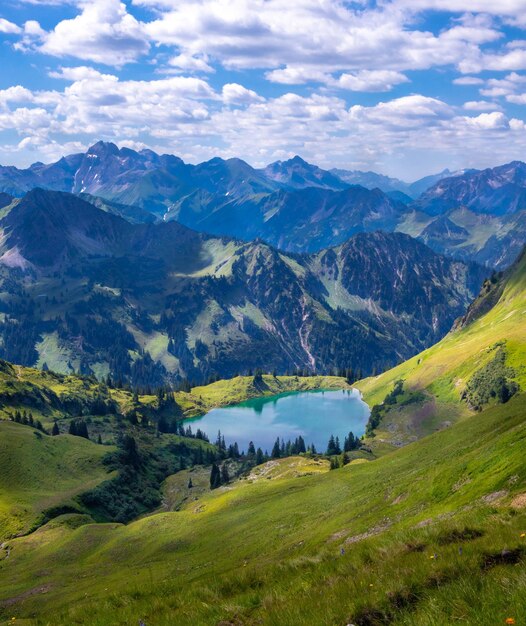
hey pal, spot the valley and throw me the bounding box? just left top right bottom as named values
left=0, top=204, right=524, bottom=625
left=2, top=2, right=526, bottom=623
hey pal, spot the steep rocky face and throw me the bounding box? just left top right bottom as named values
left=0, top=190, right=486, bottom=385
left=311, top=232, right=486, bottom=343
left=413, top=161, right=526, bottom=216
left=256, top=186, right=405, bottom=253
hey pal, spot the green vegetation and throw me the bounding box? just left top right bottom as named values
left=0, top=421, right=112, bottom=540
left=0, top=394, right=525, bottom=625
left=463, top=346, right=519, bottom=410
left=356, top=247, right=526, bottom=449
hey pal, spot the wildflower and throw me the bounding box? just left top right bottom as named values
left=505, top=618, right=515, bottom=625
left=429, top=555, right=435, bottom=559
left=520, top=533, right=525, bottom=538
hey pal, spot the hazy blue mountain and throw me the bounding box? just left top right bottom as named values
left=412, top=161, right=526, bottom=216
left=263, top=156, right=349, bottom=190
left=330, top=168, right=410, bottom=194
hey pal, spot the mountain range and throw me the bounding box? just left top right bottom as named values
left=1, top=142, right=525, bottom=269
left=0, top=188, right=486, bottom=385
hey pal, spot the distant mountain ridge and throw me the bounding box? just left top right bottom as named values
left=0, top=143, right=525, bottom=268
left=0, top=189, right=486, bottom=385
left=413, top=161, right=526, bottom=216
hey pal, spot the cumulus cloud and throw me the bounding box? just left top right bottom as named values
left=463, top=100, right=503, bottom=111
left=0, top=18, right=22, bottom=34
left=3, top=0, right=526, bottom=176
left=141, top=0, right=495, bottom=75
left=222, top=83, right=265, bottom=105
left=337, top=70, right=409, bottom=92
left=39, top=0, right=149, bottom=65
left=168, top=54, right=214, bottom=73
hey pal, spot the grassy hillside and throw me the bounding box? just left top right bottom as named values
left=177, top=374, right=350, bottom=415
left=0, top=364, right=348, bottom=427
left=355, top=248, right=526, bottom=449
left=0, top=394, right=525, bottom=625
left=0, top=421, right=112, bottom=540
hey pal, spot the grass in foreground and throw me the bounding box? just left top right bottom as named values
left=0, top=394, right=524, bottom=625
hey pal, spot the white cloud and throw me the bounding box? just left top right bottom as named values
left=265, top=67, right=331, bottom=85
left=507, top=93, right=526, bottom=104
left=141, top=0, right=495, bottom=76
left=479, top=72, right=526, bottom=98
left=168, top=54, right=214, bottom=73
left=453, top=76, right=484, bottom=85
left=337, top=70, right=409, bottom=92
left=462, top=111, right=509, bottom=129
left=222, top=83, right=265, bottom=105
left=39, top=0, right=149, bottom=65
left=460, top=48, right=526, bottom=74
left=390, top=0, right=526, bottom=18
left=463, top=100, right=502, bottom=111
left=48, top=66, right=118, bottom=81
left=0, top=18, right=22, bottom=34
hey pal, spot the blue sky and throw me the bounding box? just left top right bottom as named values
left=1, top=0, right=526, bottom=179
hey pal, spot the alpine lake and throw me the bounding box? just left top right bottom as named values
left=189, top=389, right=370, bottom=453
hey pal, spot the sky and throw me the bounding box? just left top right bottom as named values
left=1, top=1, right=526, bottom=179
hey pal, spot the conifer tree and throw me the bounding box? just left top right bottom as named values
left=271, top=437, right=281, bottom=458
left=210, top=463, right=221, bottom=489
left=256, top=447, right=264, bottom=465
left=52, top=420, right=60, bottom=436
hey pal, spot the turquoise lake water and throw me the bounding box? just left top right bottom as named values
left=190, top=389, right=370, bottom=454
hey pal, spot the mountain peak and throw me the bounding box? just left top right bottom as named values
left=86, top=141, right=120, bottom=157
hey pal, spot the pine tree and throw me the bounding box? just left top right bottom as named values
left=271, top=437, right=281, bottom=458
left=122, top=435, right=140, bottom=467
left=52, top=421, right=60, bottom=436
left=69, top=421, right=77, bottom=436
left=210, top=463, right=221, bottom=489
left=334, top=436, right=341, bottom=455
left=188, top=478, right=193, bottom=489
left=256, top=447, right=264, bottom=465
left=247, top=441, right=256, bottom=457
left=77, top=420, right=90, bottom=440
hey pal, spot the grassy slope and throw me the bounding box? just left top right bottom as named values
left=355, top=249, right=526, bottom=448
left=177, top=374, right=350, bottom=416
left=0, top=364, right=349, bottom=427
left=0, top=422, right=113, bottom=540
left=0, top=395, right=525, bottom=625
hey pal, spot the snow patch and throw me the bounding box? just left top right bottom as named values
left=0, top=247, right=31, bottom=270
